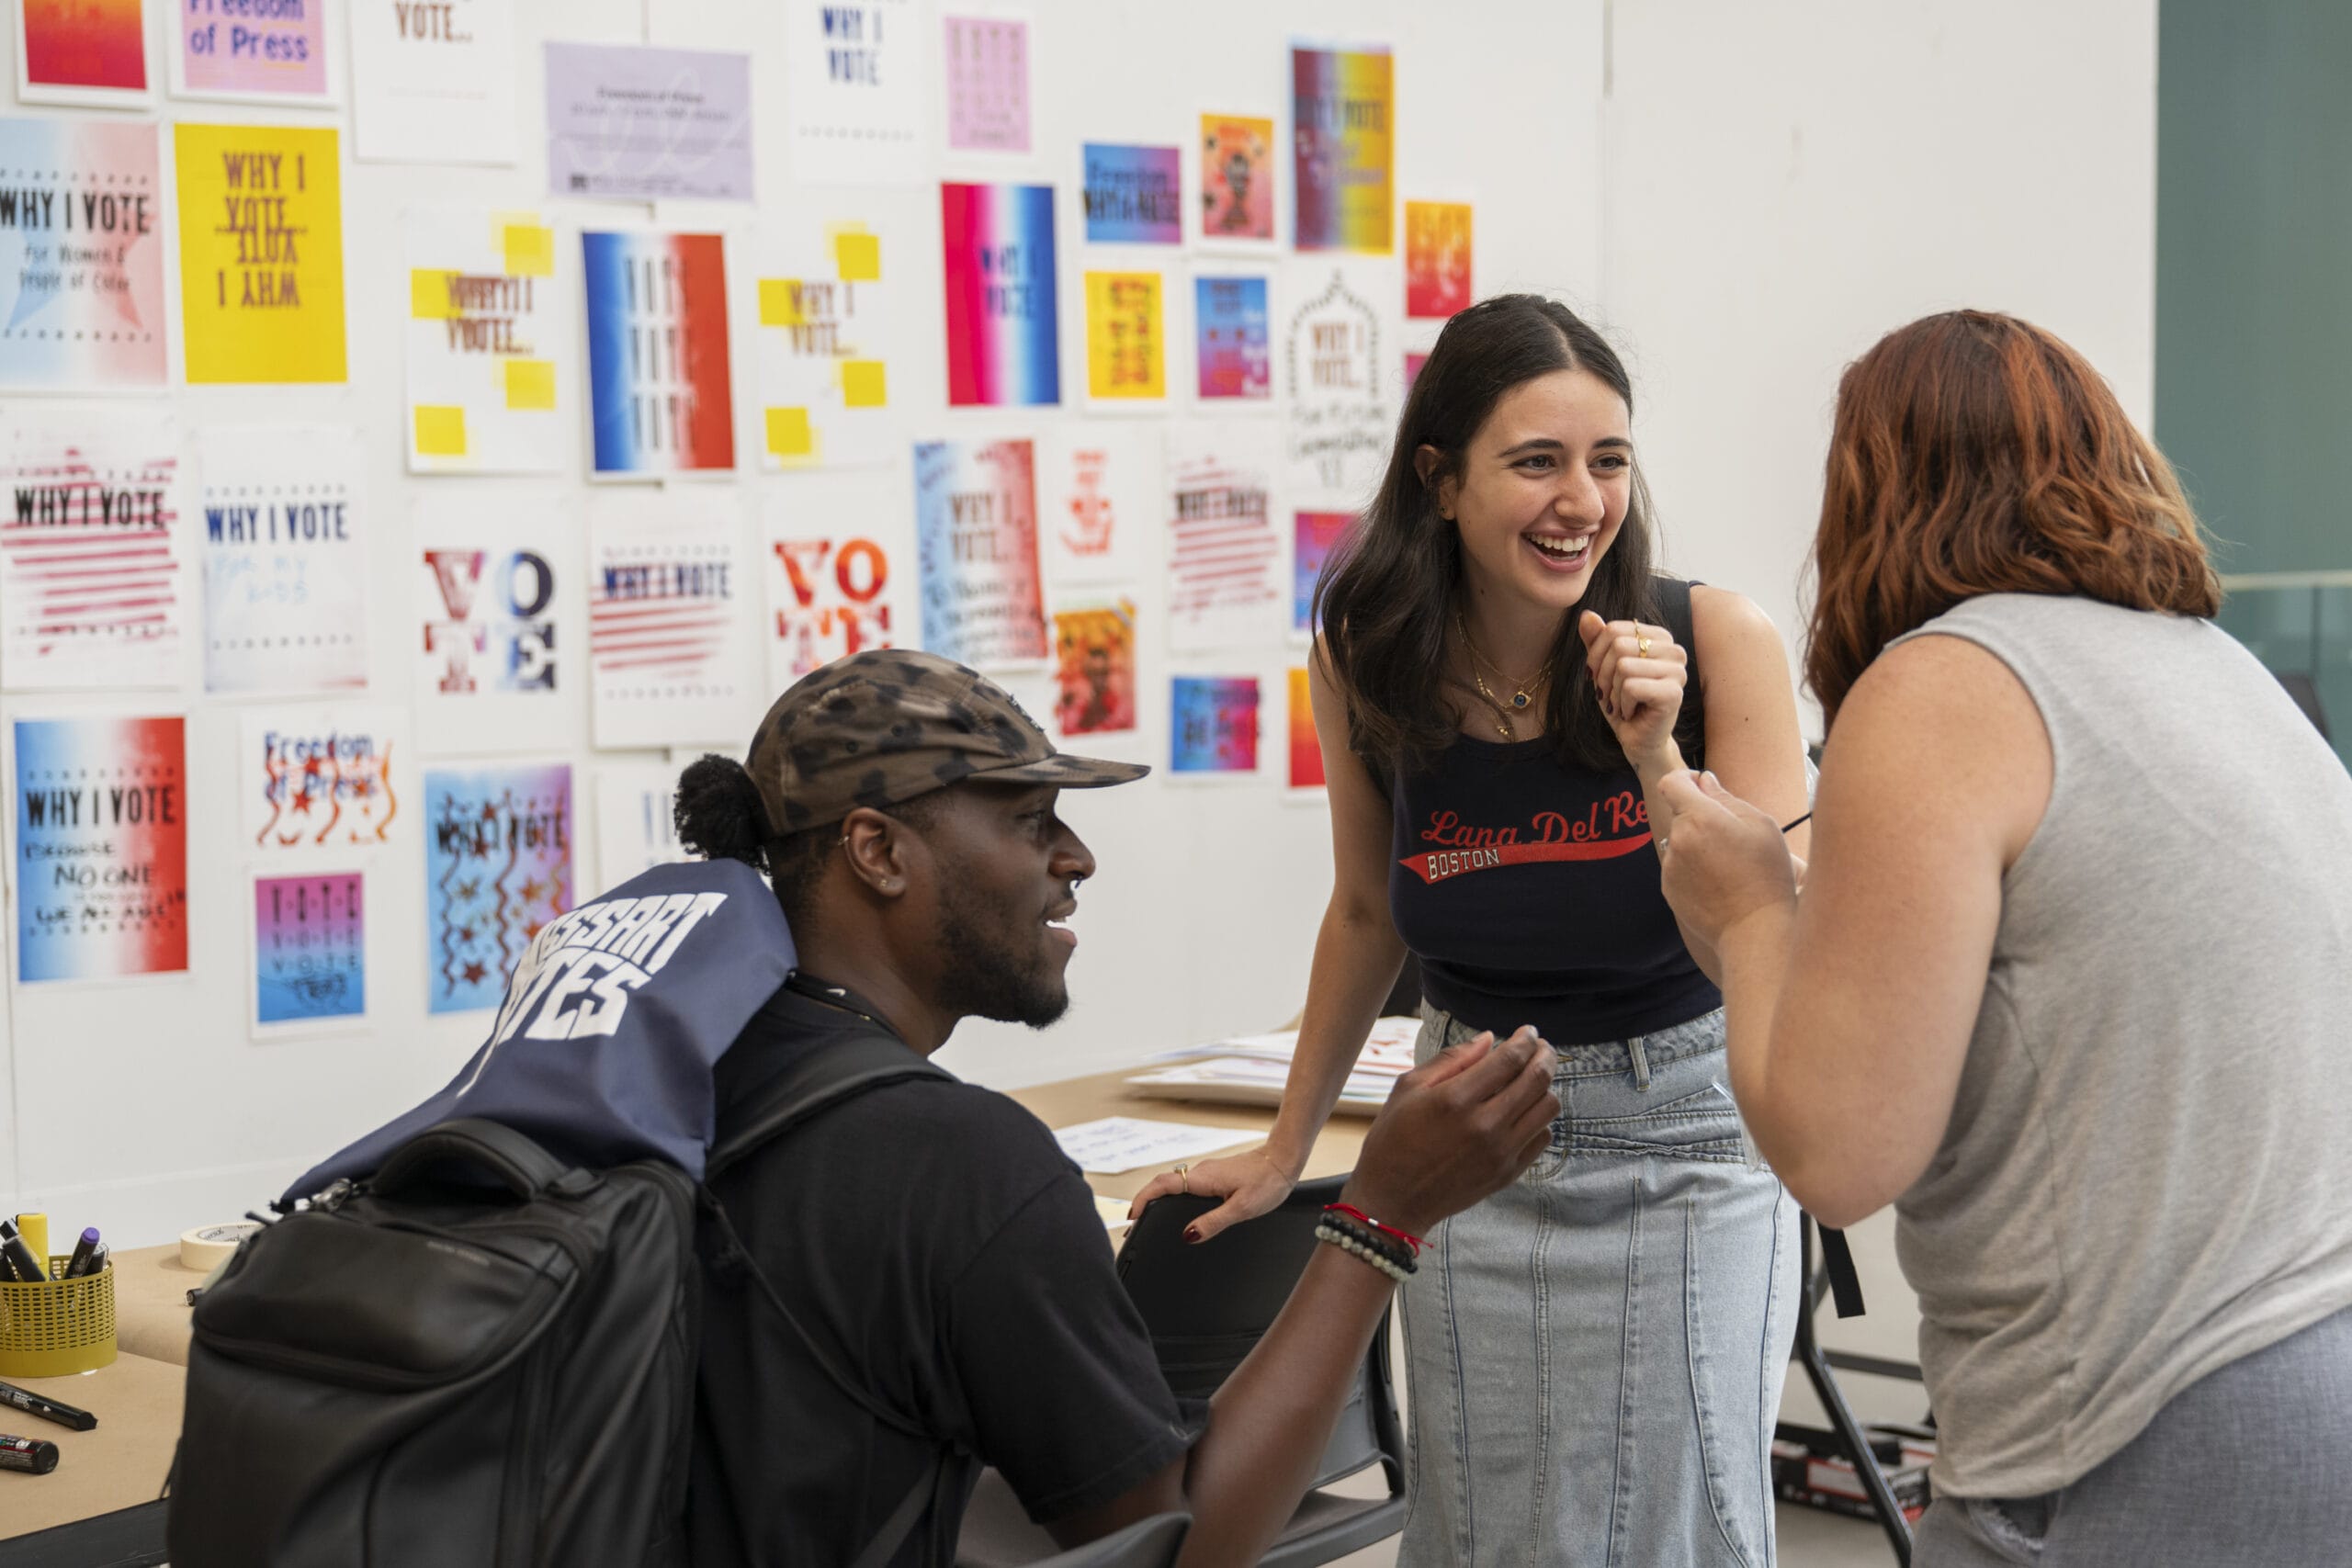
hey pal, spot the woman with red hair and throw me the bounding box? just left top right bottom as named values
left=1658, top=310, right=2352, bottom=1563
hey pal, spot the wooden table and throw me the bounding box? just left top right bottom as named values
left=0, top=1353, right=183, bottom=1539
left=1008, top=1063, right=1368, bottom=1203
left=107, top=1245, right=205, bottom=1369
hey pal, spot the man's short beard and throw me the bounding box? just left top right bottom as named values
left=931, top=871, right=1069, bottom=1029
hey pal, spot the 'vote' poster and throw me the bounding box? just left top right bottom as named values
left=352, top=0, right=518, bottom=165
left=424, top=762, right=572, bottom=1014
left=941, top=182, right=1058, bottom=407
left=174, top=123, right=346, bottom=384
left=782, top=0, right=922, bottom=186
left=198, top=424, right=368, bottom=696
left=0, top=118, right=166, bottom=389
left=914, top=436, right=1046, bottom=668
left=13, top=715, right=188, bottom=983
left=407, top=209, right=566, bottom=473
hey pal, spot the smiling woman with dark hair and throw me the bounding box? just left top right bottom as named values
left=1138, top=294, right=1816, bottom=1566
left=1660, top=310, right=2352, bottom=1566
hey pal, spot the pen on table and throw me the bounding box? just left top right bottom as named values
left=0, top=1380, right=96, bottom=1433
left=0, top=1434, right=60, bottom=1474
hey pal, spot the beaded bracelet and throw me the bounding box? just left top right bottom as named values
left=1323, top=1201, right=1423, bottom=1258
left=1316, top=1221, right=1416, bottom=1283
left=1318, top=1208, right=1418, bottom=1269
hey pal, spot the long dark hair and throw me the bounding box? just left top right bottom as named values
left=1313, top=293, right=1694, bottom=776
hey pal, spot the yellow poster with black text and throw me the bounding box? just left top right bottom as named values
left=175, top=124, right=346, bottom=384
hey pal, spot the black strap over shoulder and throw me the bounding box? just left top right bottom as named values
left=1648, top=575, right=1706, bottom=772
left=701, top=1026, right=961, bottom=1568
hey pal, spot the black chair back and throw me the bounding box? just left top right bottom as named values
left=1117, top=1177, right=1403, bottom=1497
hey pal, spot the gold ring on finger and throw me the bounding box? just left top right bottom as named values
left=1174, top=1163, right=1190, bottom=1193
left=1637, top=631, right=1652, bottom=658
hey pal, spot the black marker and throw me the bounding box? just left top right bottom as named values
left=61, top=1228, right=99, bottom=1280
left=0, top=1381, right=95, bottom=1433
left=0, top=1219, right=42, bottom=1283
left=0, top=1434, right=60, bottom=1474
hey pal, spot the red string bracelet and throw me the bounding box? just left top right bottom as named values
left=1324, top=1203, right=1423, bottom=1257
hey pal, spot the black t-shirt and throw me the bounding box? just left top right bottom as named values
left=688, top=978, right=1204, bottom=1567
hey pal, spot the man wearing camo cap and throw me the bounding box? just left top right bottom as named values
left=677, top=649, right=1556, bottom=1568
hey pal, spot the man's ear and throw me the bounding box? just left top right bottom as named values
left=1414, top=444, right=1458, bottom=522
left=840, top=807, right=915, bottom=898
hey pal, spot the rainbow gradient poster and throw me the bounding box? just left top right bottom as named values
left=941, top=182, right=1059, bottom=408
left=0, top=118, right=167, bottom=389
left=1292, top=44, right=1394, bottom=254
left=582, top=230, right=737, bottom=476
left=14, top=715, right=188, bottom=983
left=424, top=762, right=572, bottom=1014
left=252, top=872, right=367, bottom=1033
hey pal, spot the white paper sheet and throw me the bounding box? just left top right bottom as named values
left=1050, top=1116, right=1261, bottom=1175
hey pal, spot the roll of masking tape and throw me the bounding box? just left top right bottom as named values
left=180, top=1223, right=261, bottom=1271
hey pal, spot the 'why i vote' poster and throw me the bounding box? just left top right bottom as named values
left=0, top=117, right=167, bottom=390
left=941, top=182, right=1058, bottom=408
left=174, top=122, right=346, bottom=383
left=14, top=715, right=188, bottom=984
left=198, top=424, right=368, bottom=695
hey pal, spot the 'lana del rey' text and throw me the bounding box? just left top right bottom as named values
left=1401, top=792, right=1652, bottom=885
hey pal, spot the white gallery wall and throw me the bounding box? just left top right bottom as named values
left=0, top=0, right=1607, bottom=1247
left=0, top=0, right=2162, bottom=1276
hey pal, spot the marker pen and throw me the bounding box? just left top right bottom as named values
left=0, top=1381, right=95, bottom=1432
left=13, top=1214, right=46, bottom=1272
left=0, top=1219, right=43, bottom=1283
left=0, top=1435, right=59, bottom=1474
left=61, top=1229, right=100, bottom=1280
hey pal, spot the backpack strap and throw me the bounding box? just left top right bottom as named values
left=702, top=1030, right=961, bottom=1568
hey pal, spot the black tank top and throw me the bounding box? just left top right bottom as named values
left=1385, top=580, right=1721, bottom=1046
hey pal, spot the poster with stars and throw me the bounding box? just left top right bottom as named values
left=587, top=498, right=755, bottom=750
left=0, top=408, right=187, bottom=693
left=238, top=706, right=404, bottom=853
left=423, top=761, right=572, bottom=1015
left=0, top=117, right=168, bottom=390
left=197, top=424, right=368, bottom=695
left=11, top=714, right=188, bottom=985
left=251, top=870, right=368, bottom=1037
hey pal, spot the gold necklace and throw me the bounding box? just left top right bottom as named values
left=1453, top=610, right=1549, bottom=740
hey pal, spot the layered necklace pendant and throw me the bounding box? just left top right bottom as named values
left=1455, top=608, right=1547, bottom=740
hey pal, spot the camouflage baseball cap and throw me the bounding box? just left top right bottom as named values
left=746, top=649, right=1149, bottom=834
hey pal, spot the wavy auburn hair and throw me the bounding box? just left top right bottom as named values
left=1806, top=310, right=2220, bottom=726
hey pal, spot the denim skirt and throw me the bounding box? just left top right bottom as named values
left=1398, top=1004, right=1799, bottom=1567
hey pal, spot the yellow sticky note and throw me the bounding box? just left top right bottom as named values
left=760, top=279, right=806, bottom=327
left=502, top=358, right=557, bottom=411
left=411, top=269, right=459, bottom=320
left=501, top=223, right=555, bottom=277
left=766, top=408, right=814, bottom=458
left=834, top=231, right=881, bottom=283
left=841, top=360, right=888, bottom=409
left=414, top=406, right=468, bottom=457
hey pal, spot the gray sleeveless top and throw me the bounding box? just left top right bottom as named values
left=1887, top=593, right=2352, bottom=1497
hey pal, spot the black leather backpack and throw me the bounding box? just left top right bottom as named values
left=167, top=1029, right=947, bottom=1568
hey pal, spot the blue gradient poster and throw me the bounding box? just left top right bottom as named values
left=1080, top=143, right=1181, bottom=244
left=424, top=762, right=573, bottom=1013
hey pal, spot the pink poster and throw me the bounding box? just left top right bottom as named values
left=169, top=0, right=330, bottom=102
left=944, top=14, right=1029, bottom=153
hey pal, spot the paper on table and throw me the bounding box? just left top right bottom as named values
left=1053, top=1116, right=1261, bottom=1175
left=1094, top=1194, right=1134, bottom=1235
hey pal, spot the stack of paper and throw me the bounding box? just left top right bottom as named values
left=1123, top=1017, right=1422, bottom=1115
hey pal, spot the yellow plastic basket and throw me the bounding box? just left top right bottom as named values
left=0, top=1257, right=117, bottom=1377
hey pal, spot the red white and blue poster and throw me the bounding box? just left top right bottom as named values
left=941, top=182, right=1059, bottom=407
left=914, top=435, right=1046, bottom=668
left=424, top=761, right=572, bottom=1015
left=582, top=230, right=736, bottom=477
left=252, top=871, right=367, bottom=1035
left=239, top=706, right=404, bottom=853
left=0, top=410, right=187, bottom=693
left=415, top=501, right=571, bottom=756
left=587, top=499, right=754, bottom=750
left=13, top=715, right=187, bottom=983
left=0, top=117, right=167, bottom=390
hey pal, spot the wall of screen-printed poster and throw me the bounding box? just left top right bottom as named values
left=0, top=0, right=1610, bottom=1244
